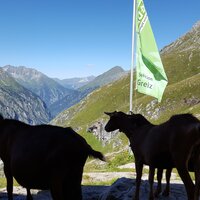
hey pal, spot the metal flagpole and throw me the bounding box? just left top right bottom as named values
left=129, top=0, right=137, bottom=112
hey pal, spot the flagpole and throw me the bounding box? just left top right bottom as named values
left=129, top=0, right=136, bottom=112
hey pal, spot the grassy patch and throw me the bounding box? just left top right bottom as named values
left=82, top=176, right=118, bottom=186
left=106, top=151, right=134, bottom=170
left=0, top=177, right=19, bottom=188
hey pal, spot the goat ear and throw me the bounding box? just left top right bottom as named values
left=104, top=112, right=112, bottom=116
left=104, top=111, right=116, bottom=117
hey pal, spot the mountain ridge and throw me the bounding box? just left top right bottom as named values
left=79, top=66, right=128, bottom=91
left=49, top=66, right=128, bottom=116
left=1, top=65, right=128, bottom=119
left=3, top=65, right=74, bottom=107
left=161, top=20, right=200, bottom=54
left=54, top=76, right=95, bottom=89
left=0, top=68, right=51, bottom=124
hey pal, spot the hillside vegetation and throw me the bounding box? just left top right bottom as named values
left=52, top=72, right=200, bottom=127
left=51, top=21, right=200, bottom=172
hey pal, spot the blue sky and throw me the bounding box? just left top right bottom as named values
left=0, top=0, right=199, bottom=79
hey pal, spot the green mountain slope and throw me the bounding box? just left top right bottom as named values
left=79, top=66, right=127, bottom=92
left=51, top=21, right=200, bottom=159
left=51, top=74, right=130, bottom=128
left=49, top=66, right=127, bottom=117
left=51, top=72, right=200, bottom=128
left=161, top=21, right=200, bottom=84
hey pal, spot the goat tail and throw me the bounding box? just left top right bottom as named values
left=88, top=147, right=106, bottom=162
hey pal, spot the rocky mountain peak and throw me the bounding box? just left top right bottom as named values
left=192, top=20, right=200, bottom=31
left=160, top=20, right=200, bottom=54
left=0, top=69, right=51, bottom=124
left=3, top=65, right=44, bottom=81
left=2, top=65, right=74, bottom=110
left=0, top=68, right=9, bottom=79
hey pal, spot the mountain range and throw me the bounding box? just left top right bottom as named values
left=49, top=66, right=128, bottom=116
left=0, top=65, right=127, bottom=123
left=3, top=65, right=74, bottom=107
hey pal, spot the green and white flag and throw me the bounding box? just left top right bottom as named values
left=135, top=0, right=168, bottom=102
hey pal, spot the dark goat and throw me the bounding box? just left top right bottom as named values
left=0, top=115, right=105, bottom=200
left=104, top=111, right=200, bottom=200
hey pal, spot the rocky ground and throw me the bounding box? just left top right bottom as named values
left=82, top=163, right=178, bottom=185
left=0, top=177, right=187, bottom=200
left=0, top=163, right=188, bottom=199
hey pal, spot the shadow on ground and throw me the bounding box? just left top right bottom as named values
left=0, top=178, right=187, bottom=200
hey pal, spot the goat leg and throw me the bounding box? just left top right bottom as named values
left=194, top=161, right=200, bottom=200
left=148, top=166, right=155, bottom=200
left=4, top=165, right=13, bottom=200
left=154, top=168, right=163, bottom=197
left=162, top=168, right=172, bottom=196
left=26, top=188, right=33, bottom=200
left=134, top=161, right=143, bottom=200
left=177, top=166, right=194, bottom=200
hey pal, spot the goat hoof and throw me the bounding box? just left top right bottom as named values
left=162, top=190, right=169, bottom=197
left=154, top=190, right=161, bottom=197
left=149, top=196, right=154, bottom=200
left=154, top=192, right=159, bottom=198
